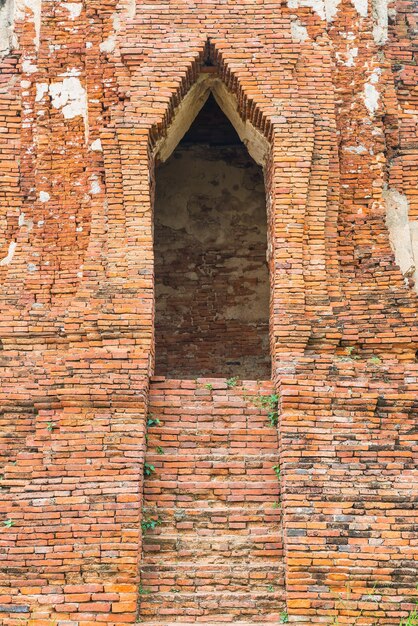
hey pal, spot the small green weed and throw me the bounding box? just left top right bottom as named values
left=273, top=501, right=281, bottom=509
left=257, top=393, right=279, bottom=427
left=46, top=422, right=56, bottom=432
left=156, top=446, right=164, bottom=455
left=205, top=383, right=213, bottom=390
left=273, top=464, right=281, bottom=479
left=244, top=391, right=279, bottom=427
left=141, top=515, right=162, bottom=532
left=143, top=462, right=155, bottom=477
left=400, top=606, right=418, bottom=626
left=226, top=376, right=238, bottom=388
left=147, top=414, right=161, bottom=427
left=138, top=585, right=151, bottom=595
left=267, top=584, right=274, bottom=592
left=3, top=518, right=14, bottom=528
left=368, top=356, right=382, bottom=365
left=280, top=611, right=289, bottom=623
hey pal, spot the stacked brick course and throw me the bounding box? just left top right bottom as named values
left=0, top=0, right=417, bottom=624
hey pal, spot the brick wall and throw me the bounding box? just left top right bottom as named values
left=0, top=0, right=417, bottom=624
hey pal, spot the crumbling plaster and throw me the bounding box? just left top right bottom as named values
left=154, top=74, right=270, bottom=167
left=384, top=187, right=418, bottom=293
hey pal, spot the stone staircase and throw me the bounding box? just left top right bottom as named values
left=138, top=377, right=284, bottom=624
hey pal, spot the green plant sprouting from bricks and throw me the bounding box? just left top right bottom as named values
left=400, top=596, right=418, bottom=626
left=46, top=421, right=56, bottom=432
left=147, top=413, right=161, bottom=427
left=226, top=376, right=238, bottom=388
left=246, top=392, right=279, bottom=427
left=3, top=518, right=14, bottom=528
left=143, top=462, right=155, bottom=477
left=280, top=611, right=289, bottom=623
left=273, top=464, right=281, bottom=479
left=141, top=512, right=162, bottom=532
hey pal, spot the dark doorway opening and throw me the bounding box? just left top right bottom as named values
left=154, top=94, right=270, bottom=379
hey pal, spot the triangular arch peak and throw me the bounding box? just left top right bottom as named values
left=153, top=72, right=270, bottom=167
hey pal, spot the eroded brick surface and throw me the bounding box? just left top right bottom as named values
left=0, top=0, right=417, bottom=624
left=140, top=378, right=284, bottom=623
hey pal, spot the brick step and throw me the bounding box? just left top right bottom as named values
left=142, top=532, right=282, bottom=561
left=143, top=492, right=279, bottom=508
left=144, top=479, right=279, bottom=504
left=149, top=378, right=274, bottom=393
left=139, top=589, right=284, bottom=620
left=144, top=456, right=280, bottom=480
left=150, top=414, right=274, bottom=429
left=146, top=446, right=279, bottom=458
left=142, top=505, right=281, bottom=532
left=148, top=425, right=277, bottom=448
left=141, top=563, right=283, bottom=591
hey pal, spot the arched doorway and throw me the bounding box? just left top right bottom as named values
left=153, top=80, right=271, bottom=379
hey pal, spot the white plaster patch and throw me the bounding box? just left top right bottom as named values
left=22, top=58, right=38, bottom=74
left=49, top=77, right=87, bottom=119
left=345, top=47, right=358, bottom=67
left=384, top=187, right=418, bottom=292
left=352, top=0, right=368, bottom=17
left=62, top=2, right=82, bottom=19
left=91, top=138, right=102, bottom=151
left=363, top=69, right=381, bottom=115
left=287, top=0, right=341, bottom=20
left=89, top=175, right=101, bottom=195
left=100, top=12, right=120, bottom=53
left=344, top=144, right=368, bottom=154
left=0, top=0, right=14, bottom=56
left=35, top=82, right=48, bottom=102
left=100, top=35, right=116, bottom=53
left=0, top=240, right=17, bottom=266
left=364, top=83, right=380, bottom=114
left=126, top=0, right=136, bottom=18
left=291, top=18, right=309, bottom=42
left=39, top=190, right=50, bottom=202
left=48, top=76, right=88, bottom=139
left=18, top=212, right=33, bottom=230
left=60, top=66, right=81, bottom=77
left=372, top=0, right=388, bottom=44
left=27, top=262, right=38, bottom=272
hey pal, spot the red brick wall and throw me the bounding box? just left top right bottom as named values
left=0, top=0, right=417, bottom=624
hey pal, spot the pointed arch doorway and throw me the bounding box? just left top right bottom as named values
left=153, top=73, right=272, bottom=379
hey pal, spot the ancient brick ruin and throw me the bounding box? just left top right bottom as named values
left=0, top=0, right=417, bottom=624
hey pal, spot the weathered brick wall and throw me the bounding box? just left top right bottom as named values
left=0, top=0, right=417, bottom=624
